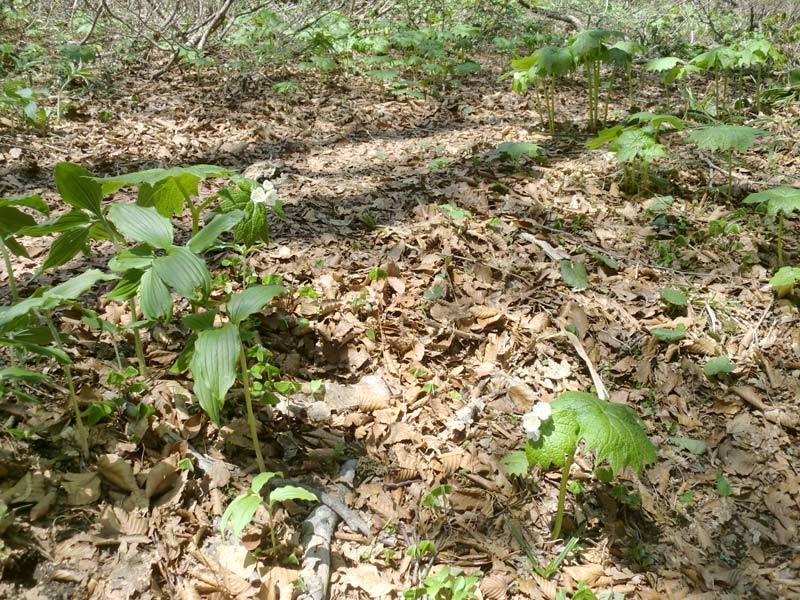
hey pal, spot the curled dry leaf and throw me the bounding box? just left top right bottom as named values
left=388, top=467, right=419, bottom=483
left=507, top=382, right=537, bottom=412
left=436, top=451, right=464, bottom=476
left=62, top=472, right=101, bottom=505
left=2, top=472, right=48, bottom=504
left=145, top=459, right=179, bottom=499
left=97, top=454, right=139, bottom=492
left=480, top=571, right=510, bottom=600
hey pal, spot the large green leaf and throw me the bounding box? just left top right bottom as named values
left=644, top=56, right=682, bottom=72
left=687, top=125, right=767, bottom=154
left=190, top=323, right=240, bottom=424
left=107, top=203, right=173, bottom=248
left=0, top=206, right=35, bottom=236
left=219, top=492, right=261, bottom=540
left=269, top=485, right=318, bottom=506
left=527, top=392, right=656, bottom=475
left=227, top=284, right=287, bottom=325
left=560, top=260, right=589, bottom=289
left=108, top=247, right=155, bottom=272
left=216, top=182, right=269, bottom=246
left=46, top=269, right=118, bottom=301
left=187, top=210, right=245, bottom=254
left=41, top=226, right=91, bottom=271
left=743, top=186, right=800, bottom=217
left=152, top=247, right=211, bottom=298
left=137, top=175, right=195, bottom=218
left=0, top=367, right=51, bottom=383
left=0, top=194, right=48, bottom=215
left=96, top=165, right=230, bottom=195
left=54, top=162, right=103, bottom=216
left=139, top=269, right=173, bottom=321
left=17, top=210, right=93, bottom=236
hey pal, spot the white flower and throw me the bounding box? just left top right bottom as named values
left=522, top=412, right=542, bottom=441
left=250, top=181, right=278, bottom=207
left=532, top=401, right=551, bottom=421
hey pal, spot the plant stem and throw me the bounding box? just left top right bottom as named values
left=727, top=151, right=733, bottom=201
left=552, top=450, right=575, bottom=539
left=239, top=343, right=266, bottom=473
left=266, top=504, right=278, bottom=553
left=777, top=212, right=784, bottom=267
left=41, top=311, right=89, bottom=458
left=128, top=295, right=148, bottom=377
left=0, top=236, right=19, bottom=302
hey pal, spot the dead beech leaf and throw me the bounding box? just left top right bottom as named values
left=480, top=572, right=509, bottom=600
left=30, top=488, right=57, bottom=521
left=563, top=563, right=604, bottom=586
left=100, top=507, right=149, bottom=537
left=340, top=564, right=395, bottom=598
left=97, top=454, right=139, bottom=492
left=507, top=382, right=536, bottom=411
left=62, top=472, right=101, bottom=505
left=145, top=460, right=179, bottom=499
left=258, top=566, right=297, bottom=600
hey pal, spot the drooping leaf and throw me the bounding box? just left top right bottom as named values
left=190, top=323, right=240, bottom=424
left=0, top=206, right=36, bottom=236
left=108, top=247, right=155, bottom=272
left=528, top=392, right=656, bottom=475
left=55, top=162, right=104, bottom=216
left=107, top=203, right=173, bottom=249
left=494, top=141, right=542, bottom=162
left=769, top=266, right=800, bottom=288
left=219, top=492, right=261, bottom=540
left=645, top=56, right=682, bottom=72
left=139, top=269, right=173, bottom=321
left=227, top=284, right=287, bottom=325
left=704, top=355, right=736, bottom=378
left=743, top=186, right=800, bottom=217
left=152, top=247, right=211, bottom=299
left=106, top=269, right=143, bottom=301
left=46, top=269, right=117, bottom=301
left=95, top=165, right=229, bottom=195
left=185, top=210, right=244, bottom=255
left=0, top=367, right=51, bottom=383
left=0, top=194, right=48, bottom=215
left=560, top=260, right=589, bottom=289
left=687, top=125, right=767, bottom=154
left=269, top=485, right=318, bottom=505
left=17, top=210, right=94, bottom=236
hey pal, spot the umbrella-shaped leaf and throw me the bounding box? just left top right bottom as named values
left=769, top=266, right=800, bottom=288
left=108, top=203, right=173, bottom=249
left=743, top=186, right=800, bottom=217
left=645, top=56, right=682, bottom=72
left=687, top=125, right=767, bottom=154
left=190, top=322, right=240, bottom=424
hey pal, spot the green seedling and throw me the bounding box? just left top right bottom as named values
left=490, top=141, right=543, bottom=169
left=0, top=194, right=49, bottom=301
left=504, top=392, right=656, bottom=539
left=743, top=186, right=800, bottom=267
left=221, top=471, right=317, bottom=551
left=735, top=38, right=783, bottom=111
left=690, top=46, right=739, bottom=111
left=687, top=125, right=766, bottom=199
left=404, top=565, right=479, bottom=600
left=704, top=355, right=735, bottom=379
left=569, top=29, right=624, bottom=130
left=189, top=284, right=286, bottom=472
left=768, top=266, right=800, bottom=294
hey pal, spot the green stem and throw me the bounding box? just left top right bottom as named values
left=42, top=311, right=89, bottom=458
left=727, top=151, right=733, bottom=201
left=777, top=212, right=784, bottom=267
left=755, top=63, right=762, bottom=112
left=0, top=236, right=19, bottom=302
left=552, top=450, right=575, bottom=539
left=267, top=504, right=278, bottom=553
left=128, top=295, right=148, bottom=377
left=239, top=343, right=266, bottom=473
left=190, top=205, right=200, bottom=237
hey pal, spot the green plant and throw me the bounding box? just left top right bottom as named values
left=489, top=141, right=542, bottom=169
left=504, top=393, right=656, bottom=538
left=569, top=29, right=623, bottom=130
left=220, top=471, right=317, bottom=551
left=0, top=194, right=49, bottom=301
left=690, top=46, right=738, bottom=112
left=687, top=125, right=767, bottom=198
left=188, top=283, right=286, bottom=471
left=0, top=269, right=117, bottom=456
left=743, top=186, right=800, bottom=267
left=404, top=566, right=480, bottom=600
left=735, top=38, right=783, bottom=111
left=96, top=165, right=231, bottom=236
left=768, top=266, right=800, bottom=293
left=0, top=80, right=50, bottom=131
left=507, top=46, right=574, bottom=134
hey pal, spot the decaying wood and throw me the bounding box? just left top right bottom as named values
left=516, top=0, right=583, bottom=30
left=298, top=459, right=358, bottom=600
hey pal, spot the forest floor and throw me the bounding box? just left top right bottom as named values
left=1, top=57, right=799, bottom=600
